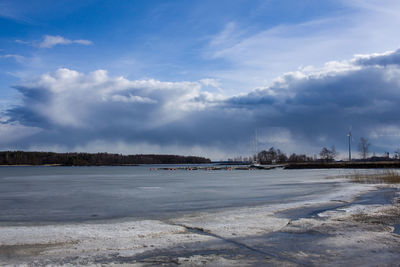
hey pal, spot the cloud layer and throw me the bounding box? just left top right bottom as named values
left=15, top=35, right=93, bottom=48
left=3, top=49, right=400, bottom=158
left=39, top=35, right=92, bottom=48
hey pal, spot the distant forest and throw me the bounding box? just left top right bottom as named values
left=0, top=151, right=211, bottom=166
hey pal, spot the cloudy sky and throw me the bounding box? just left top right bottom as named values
left=1, top=0, right=400, bottom=160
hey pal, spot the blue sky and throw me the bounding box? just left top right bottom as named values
left=0, top=0, right=348, bottom=91
left=1, top=0, right=400, bottom=159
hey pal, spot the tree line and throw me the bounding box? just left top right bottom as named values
left=0, top=151, right=211, bottom=166
left=319, top=137, right=400, bottom=162
left=256, top=148, right=314, bottom=164
left=255, top=137, right=400, bottom=164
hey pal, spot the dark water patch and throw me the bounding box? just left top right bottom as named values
left=277, top=187, right=399, bottom=221
left=394, top=224, right=400, bottom=235
left=276, top=202, right=348, bottom=220
left=352, top=187, right=398, bottom=205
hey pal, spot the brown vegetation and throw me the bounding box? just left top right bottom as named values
left=284, top=161, right=400, bottom=169
left=342, top=170, right=400, bottom=184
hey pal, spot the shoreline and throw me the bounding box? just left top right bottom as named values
left=285, top=161, right=400, bottom=169
left=2, top=161, right=400, bottom=170
left=1, top=180, right=399, bottom=265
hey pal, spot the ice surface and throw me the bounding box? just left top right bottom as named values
left=1, top=167, right=399, bottom=265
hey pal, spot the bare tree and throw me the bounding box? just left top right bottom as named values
left=257, top=147, right=278, bottom=164
left=319, top=146, right=337, bottom=162
left=358, top=137, right=371, bottom=160
left=394, top=149, right=400, bottom=160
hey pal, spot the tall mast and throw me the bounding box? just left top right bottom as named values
left=255, top=129, right=258, bottom=156
left=252, top=129, right=258, bottom=164
left=347, top=131, right=352, bottom=161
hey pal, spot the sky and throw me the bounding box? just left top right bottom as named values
left=1, top=0, right=400, bottom=160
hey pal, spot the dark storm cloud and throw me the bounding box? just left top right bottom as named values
left=227, top=66, right=400, bottom=145
left=3, top=50, right=400, bottom=156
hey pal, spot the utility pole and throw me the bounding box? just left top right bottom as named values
left=347, top=131, right=352, bottom=161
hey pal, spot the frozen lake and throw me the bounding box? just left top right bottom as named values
left=0, top=165, right=360, bottom=223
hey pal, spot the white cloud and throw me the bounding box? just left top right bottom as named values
left=9, top=68, right=216, bottom=129
left=15, top=35, right=93, bottom=48
left=199, top=78, right=220, bottom=88
left=15, top=39, right=31, bottom=45
left=110, top=94, right=157, bottom=104
left=39, top=35, right=93, bottom=48
left=0, top=54, right=25, bottom=63
left=205, top=0, right=400, bottom=94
